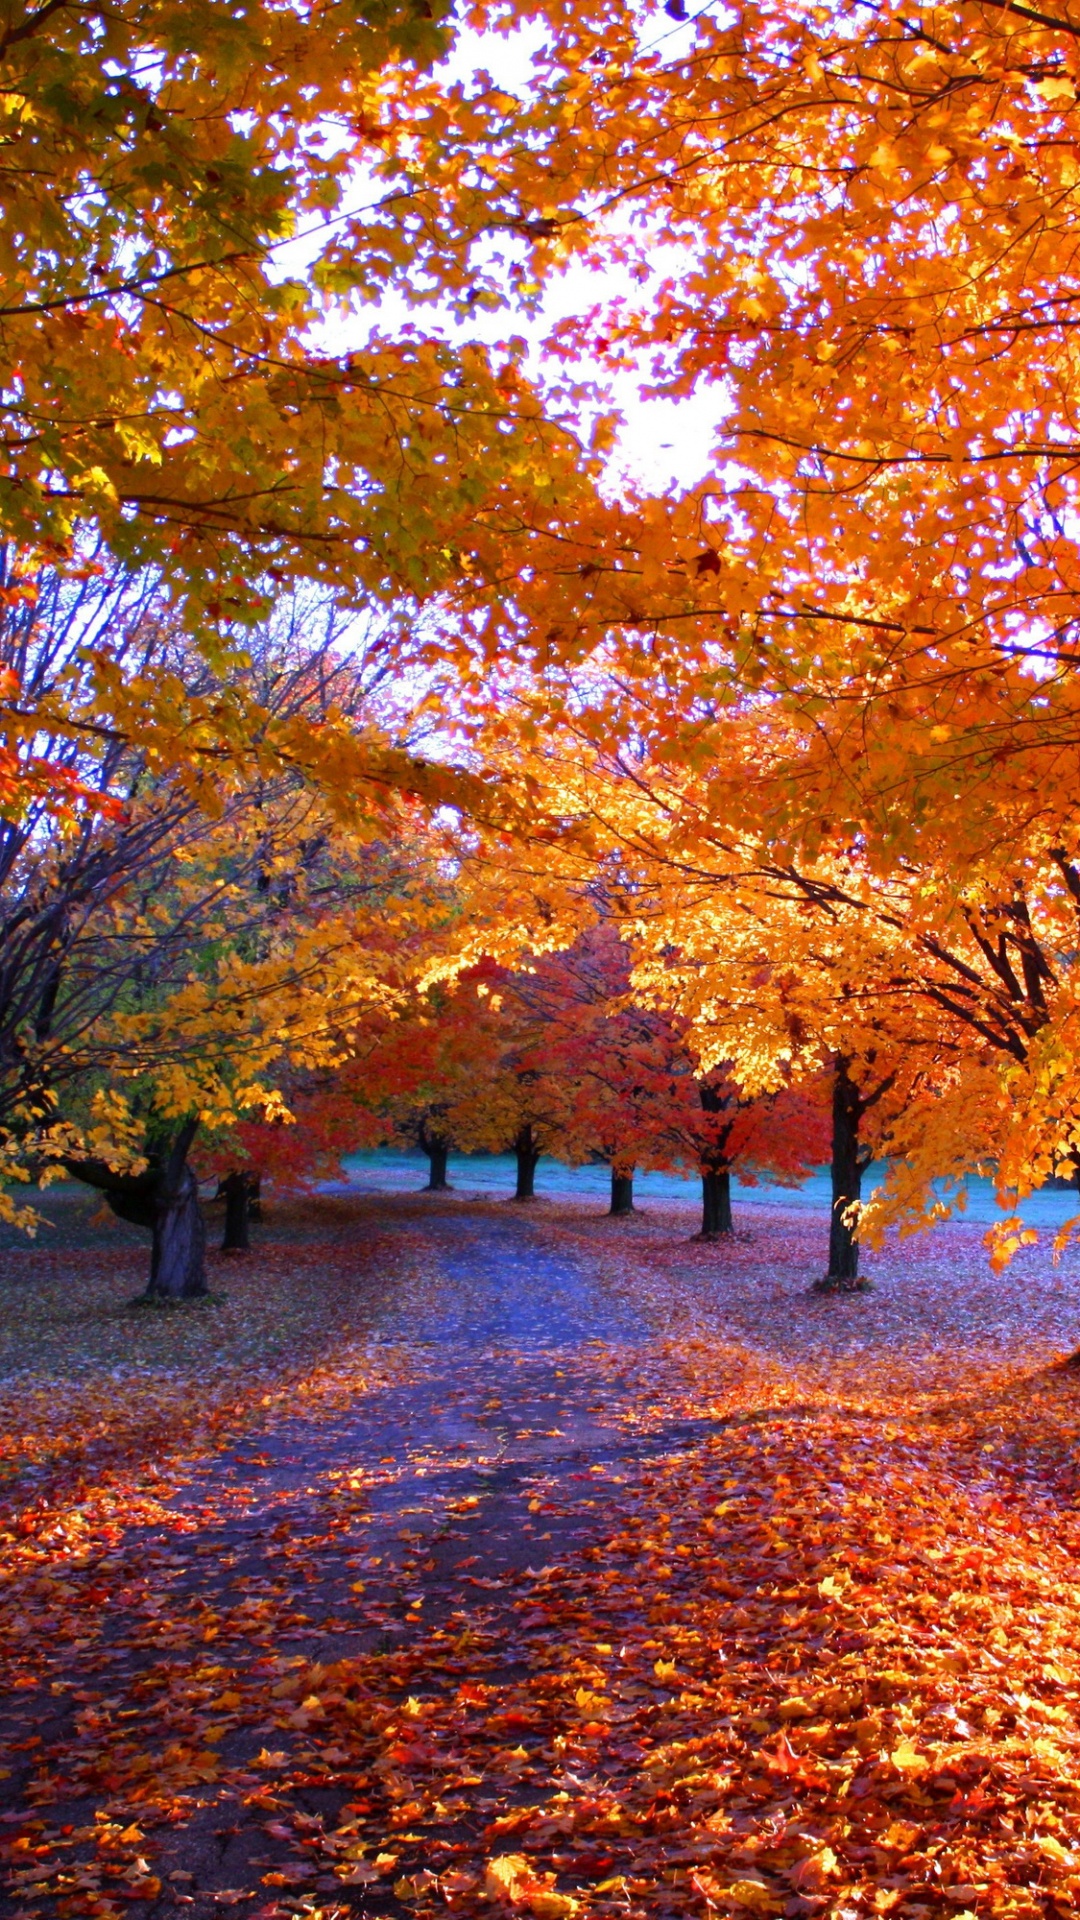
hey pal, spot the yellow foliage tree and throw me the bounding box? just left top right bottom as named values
left=0, top=561, right=459, bottom=1295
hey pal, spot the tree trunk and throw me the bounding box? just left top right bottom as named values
left=66, top=1118, right=208, bottom=1301
left=699, top=1166, right=733, bottom=1239
left=221, top=1171, right=252, bottom=1253
left=609, top=1169, right=635, bottom=1216
left=695, top=1079, right=735, bottom=1239
left=826, top=1057, right=863, bottom=1284
left=423, top=1139, right=451, bottom=1191
left=514, top=1125, right=540, bottom=1200
left=148, top=1163, right=208, bottom=1297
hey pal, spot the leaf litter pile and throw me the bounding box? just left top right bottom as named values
left=5, top=1190, right=1080, bottom=1920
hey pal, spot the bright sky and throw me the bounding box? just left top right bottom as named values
left=284, top=18, right=728, bottom=502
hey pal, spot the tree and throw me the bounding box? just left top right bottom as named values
left=460, top=685, right=1080, bottom=1270
left=73, top=1118, right=208, bottom=1302
left=0, top=562, right=456, bottom=1294
left=217, top=1171, right=261, bottom=1255
left=440, top=928, right=832, bottom=1230
left=822, top=1057, right=892, bottom=1290
left=534, top=933, right=829, bottom=1231
left=616, top=819, right=1080, bottom=1270
left=370, top=0, right=1080, bottom=1277
left=399, top=0, right=1080, bottom=815
left=376, top=990, right=507, bottom=1192
left=230, top=975, right=510, bottom=1199
left=0, top=0, right=615, bottom=633
left=423, top=965, right=580, bottom=1201
left=492, top=929, right=688, bottom=1213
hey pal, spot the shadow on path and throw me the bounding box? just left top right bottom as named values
left=0, top=1203, right=703, bottom=1915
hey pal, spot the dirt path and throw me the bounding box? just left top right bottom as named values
left=7, top=1197, right=1080, bottom=1920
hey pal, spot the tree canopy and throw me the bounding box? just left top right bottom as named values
left=7, top=0, right=1080, bottom=1278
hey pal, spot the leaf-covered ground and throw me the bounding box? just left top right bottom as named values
left=4, top=1187, right=1080, bottom=1920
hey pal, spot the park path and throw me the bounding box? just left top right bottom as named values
left=8, top=1199, right=1080, bottom=1920
left=0, top=1205, right=716, bottom=1915
left=145, top=1208, right=711, bottom=1662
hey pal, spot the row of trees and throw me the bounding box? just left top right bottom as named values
left=226, top=929, right=830, bottom=1247
left=3, top=0, right=1080, bottom=1310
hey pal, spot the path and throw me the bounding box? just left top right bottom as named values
left=0, top=1206, right=704, bottom=1916
left=6, top=1198, right=1080, bottom=1920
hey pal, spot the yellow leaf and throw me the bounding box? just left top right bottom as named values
left=817, top=1571, right=849, bottom=1597
left=890, top=1738, right=929, bottom=1775
left=527, top=1896, right=578, bottom=1920
left=485, top=1855, right=529, bottom=1901
left=725, top=1879, right=778, bottom=1911
left=778, top=1696, right=812, bottom=1719
left=787, top=1848, right=838, bottom=1892
left=1036, top=77, right=1075, bottom=104
left=574, top=1686, right=609, bottom=1714
left=395, top=1870, right=441, bottom=1901
left=870, top=139, right=899, bottom=175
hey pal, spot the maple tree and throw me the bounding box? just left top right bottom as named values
left=214, top=1170, right=263, bottom=1254
left=395, top=0, right=1080, bottom=767
left=0, top=557, right=460, bottom=1293
left=205, top=979, right=502, bottom=1218
left=685, top=1069, right=828, bottom=1245
left=624, top=805, right=1080, bottom=1273
left=493, top=927, right=830, bottom=1235
left=0, top=0, right=640, bottom=948
left=360, top=984, right=508, bottom=1193
left=410, top=965, right=575, bottom=1202
left=0, top=0, right=613, bottom=628
left=483, top=931, right=688, bottom=1214
left=352, top=0, right=1080, bottom=1262
left=460, top=691, right=1080, bottom=1271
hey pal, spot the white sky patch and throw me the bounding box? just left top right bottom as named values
left=298, top=234, right=726, bottom=501
left=263, top=14, right=728, bottom=502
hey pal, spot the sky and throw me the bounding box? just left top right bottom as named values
left=276, top=14, right=728, bottom=502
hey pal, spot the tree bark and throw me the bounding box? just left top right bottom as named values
left=67, top=1118, right=208, bottom=1301
left=513, top=1124, right=540, bottom=1200
left=147, top=1163, right=208, bottom=1296
left=699, top=1166, right=733, bottom=1239
left=694, top=1078, right=736, bottom=1239
left=220, top=1171, right=254, bottom=1252
left=826, top=1056, right=863, bottom=1284
left=424, top=1139, right=450, bottom=1191
left=609, top=1169, right=635, bottom=1215
left=417, top=1115, right=452, bottom=1191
